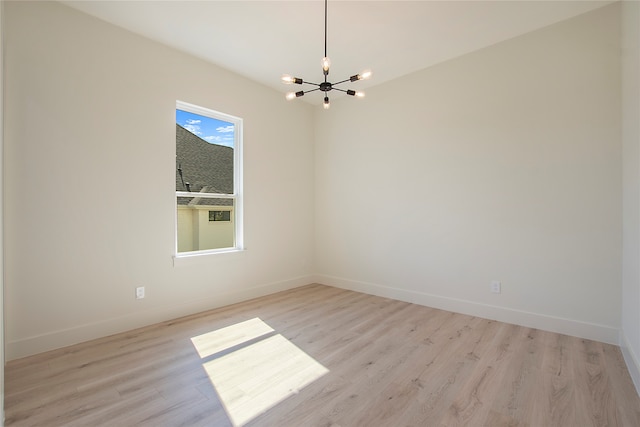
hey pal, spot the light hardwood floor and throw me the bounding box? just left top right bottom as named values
left=5, top=284, right=640, bottom=426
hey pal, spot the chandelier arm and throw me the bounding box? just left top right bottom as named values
left=303, top=88, right=321, bottom=94
left=331, top=78, right=352, bottom=86
left=331, top=87, right=350, bottom=94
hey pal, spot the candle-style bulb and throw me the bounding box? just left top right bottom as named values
left=322, top=57, right=331, bottom=75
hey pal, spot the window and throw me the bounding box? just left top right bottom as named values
left=175, top=101, right=243, bottom=255
left=209, top=210, right=231, bottom=222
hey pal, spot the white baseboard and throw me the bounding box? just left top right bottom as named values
left=314, top=274, right=620, bottom=345
left=6, top=275, right=313, bottom=361
left=8, top=273, right=623, bottom=361
left=620, top=331, right=640, bottom=395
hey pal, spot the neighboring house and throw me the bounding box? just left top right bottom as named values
left=176, top=124, right=234, bottom=252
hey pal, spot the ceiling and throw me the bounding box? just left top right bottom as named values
left=62, top=0, right=614, bottom=105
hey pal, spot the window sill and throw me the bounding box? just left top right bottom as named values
left=172, top=247, right=246, bottom=267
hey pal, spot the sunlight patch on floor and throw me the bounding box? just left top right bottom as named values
left=191, top=318, right=329, bottom=426
left=191, top=317, right=274, bottom=359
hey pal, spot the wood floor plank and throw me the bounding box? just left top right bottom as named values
left=601, top=342, right=640, bottom=426
left=572, top=338, right=621, bottom=426
left=529, top=332, right=582, bottom=426
left=333, top=314, right=482, bottom=427
left=251, top=299, right=437, bottom=426
left=437, top=323, right=519, bottom=426
left=484, top=327, right=545, bottom=426
left=397, top=318, right=503, bottom=426
left=5, top=284, right=640, bottom=427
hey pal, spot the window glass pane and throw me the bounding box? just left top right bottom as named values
left=177, top=197, right=235, bottom=253
left=176, top=109, right=234, bottom=194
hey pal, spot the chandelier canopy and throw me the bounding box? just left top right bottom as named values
left=282, top=0, right=372, bottom=109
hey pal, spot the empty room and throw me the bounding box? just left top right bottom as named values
left=2, top=0, right=640, bottom=426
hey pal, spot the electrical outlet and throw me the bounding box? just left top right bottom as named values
left=136, top=286, right=145, bottom=299
left=490, top=281, right=501, bottom=294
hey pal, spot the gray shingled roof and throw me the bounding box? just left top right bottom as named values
left=176, top=124, right=234, bottom=206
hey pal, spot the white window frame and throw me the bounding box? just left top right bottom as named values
left=174, top=100, right=244, bottom=257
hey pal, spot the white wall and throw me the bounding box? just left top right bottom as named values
left=3, top=0, right=631, bottom=369
left=4, top=1, right=315, bottom=359
left=315, top=4, right=622, bottom=344
left=622, top=0, right=640, bottom=393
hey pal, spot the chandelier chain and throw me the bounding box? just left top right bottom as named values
left=324, top=0, right=328, bottom=59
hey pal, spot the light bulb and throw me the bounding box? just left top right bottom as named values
left=286, top=91, right=304, bottom=100
left=323, top=96, right=330, bottom=109
left=347, top=90, right=365, bottom=98
left=360, top=70, right=372, bottom=80
left=282, top=74, right=295, bottom=84
left=322, top=57, right=331, bottom=75
left=282, top=74, right=302, bottom=85
left=350, top=70, right=373, bottom=82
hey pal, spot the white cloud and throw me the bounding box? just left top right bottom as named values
left=186, top=119, right=201, bottom=125
left=204, top=135, right=222, bottom=142
left=184, top=124, right=202, bottom=135
left=216, top=125, right=234, bottom=133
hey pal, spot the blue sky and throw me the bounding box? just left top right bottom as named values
left=176, top=109, right=234, bottom=148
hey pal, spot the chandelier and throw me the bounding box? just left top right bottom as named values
left=282, top=0, right=372, bottom=109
